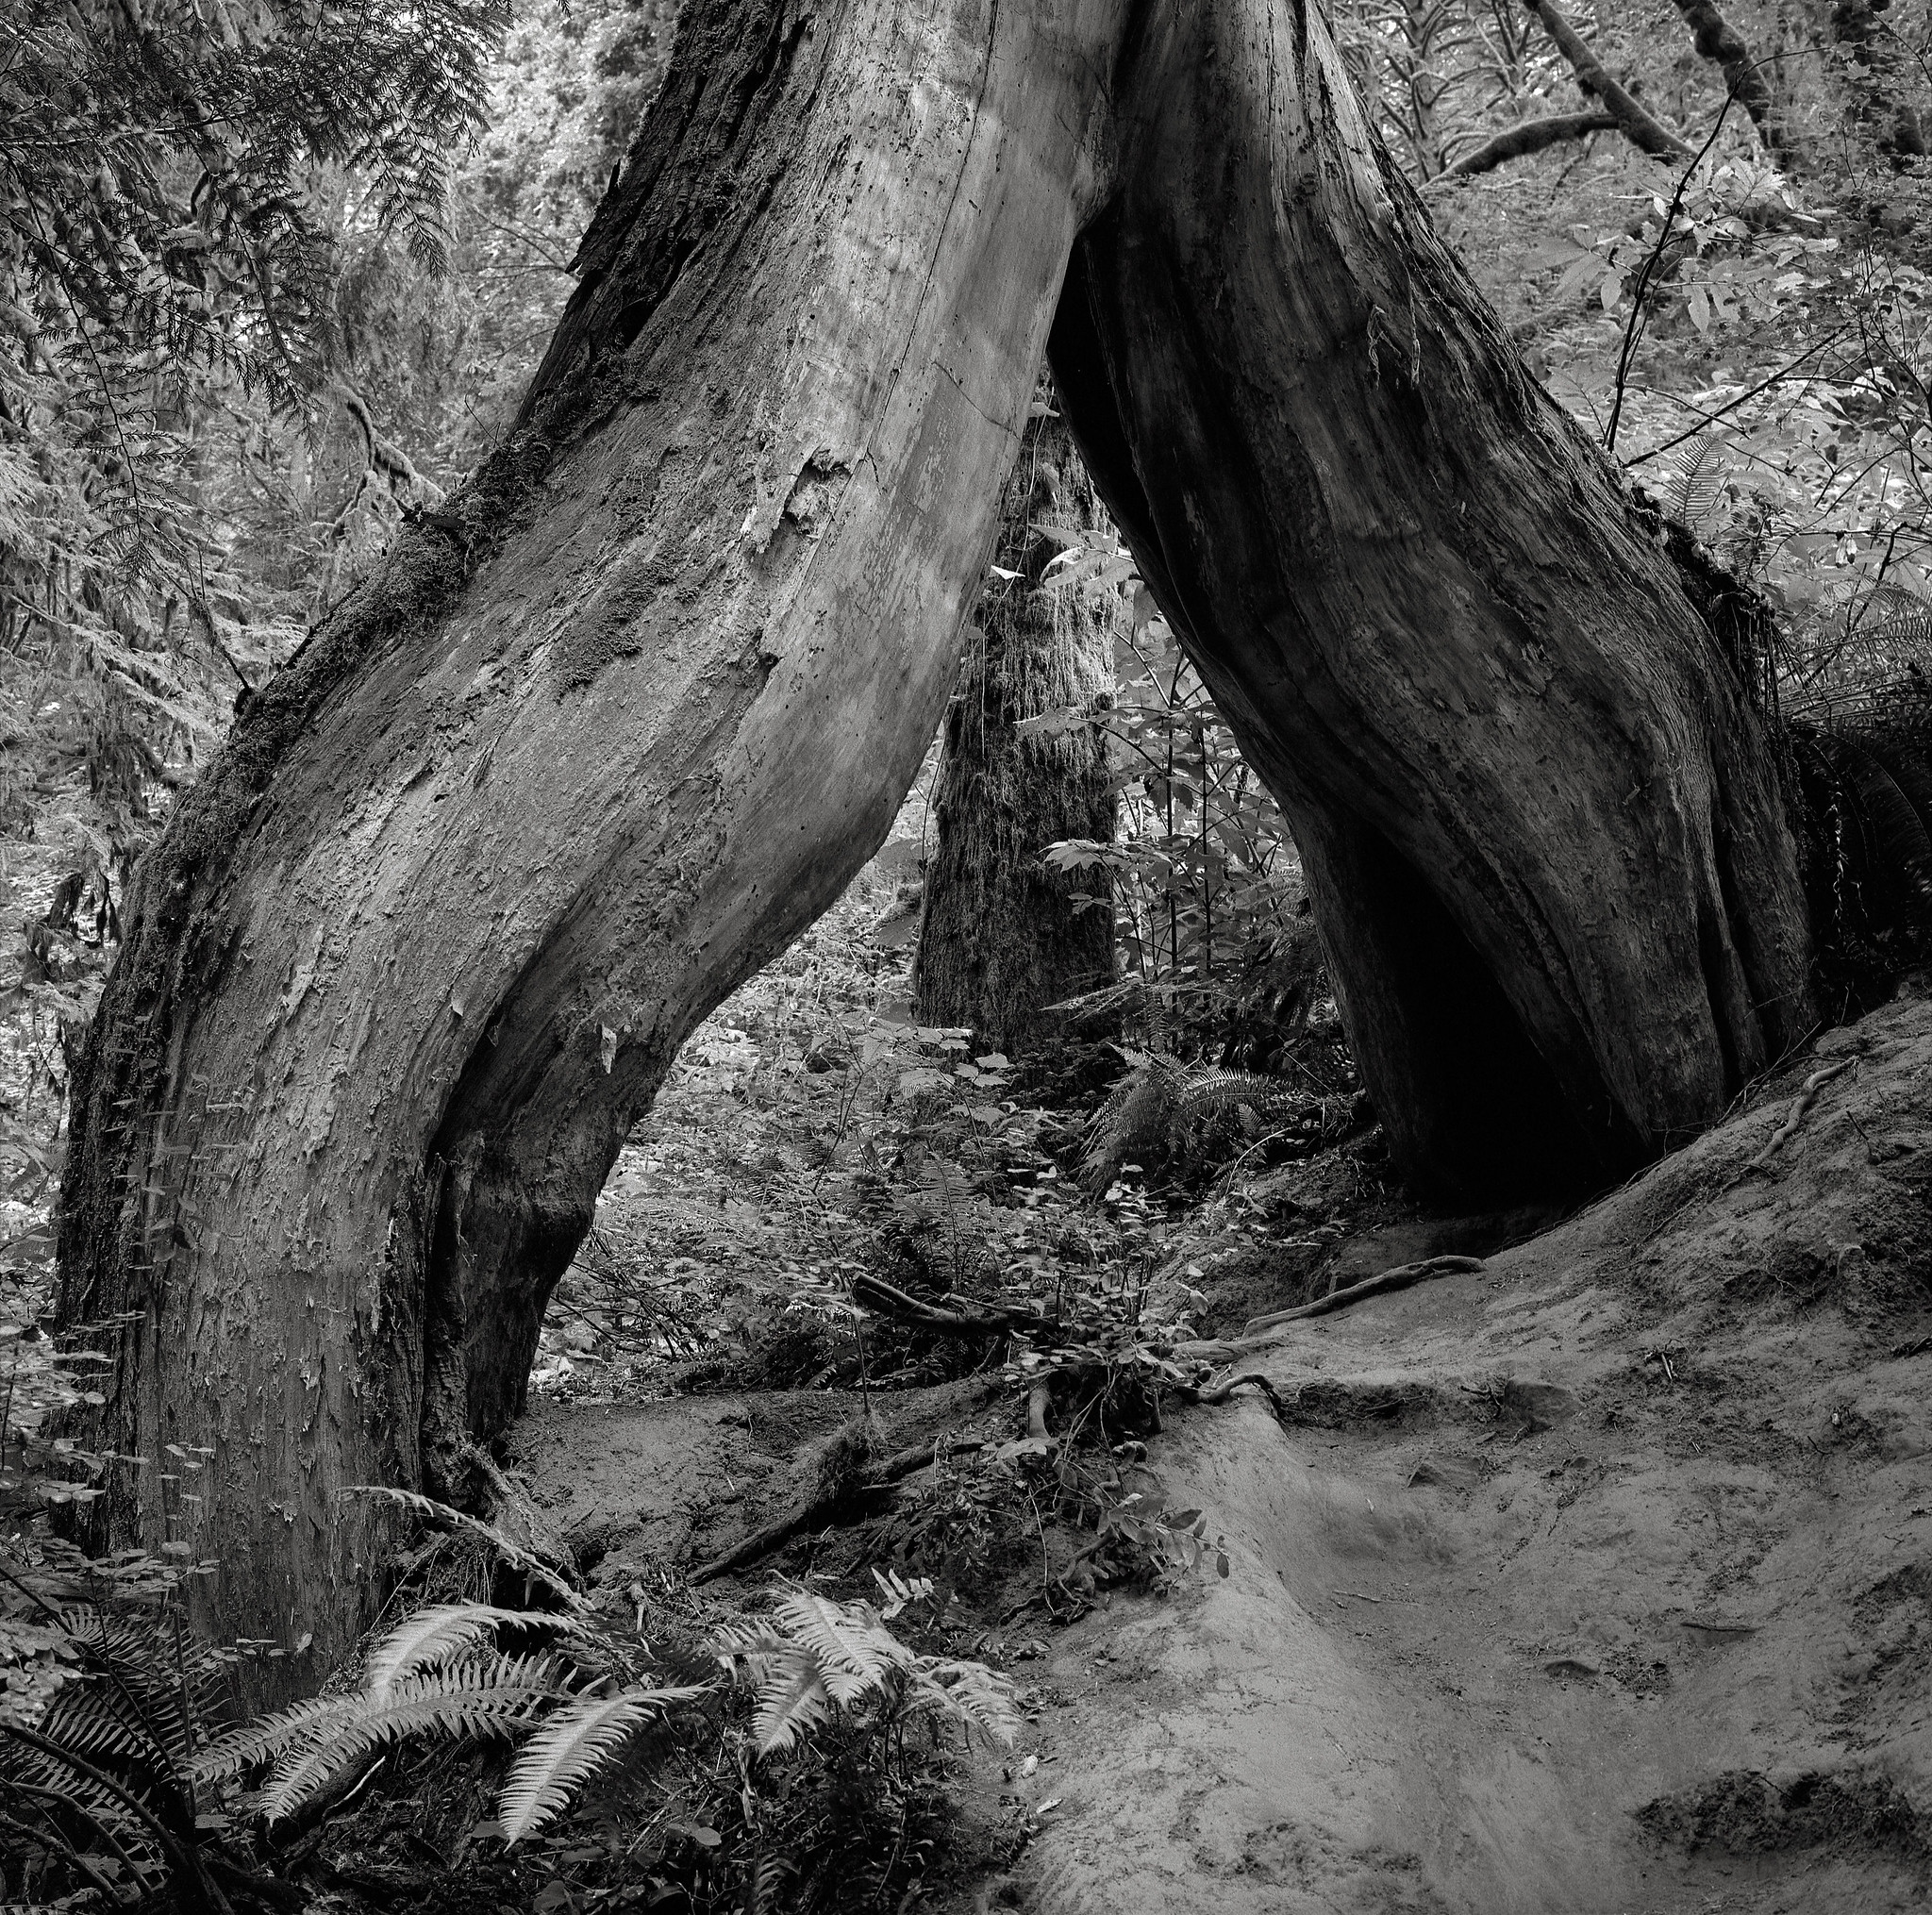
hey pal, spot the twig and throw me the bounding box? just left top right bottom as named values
left=1622, top=327, right=1852, bottom=468
left=1741, top=1057, right=1852, bottom=1174
left=1241, top=1257, right=1486, bottom=1335
left=1606, top=90, right=1738, bottom=452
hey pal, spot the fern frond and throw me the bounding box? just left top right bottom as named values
left=192, top=1692, right=358, bottom=1787
left=770, top=1590, right=908, bottom=1701
left=257, top=1654, right=561, bottom=1824
left=34, top=1680, right=170, bottom=1773
left=746, top=1646, right=835, bottom=1757
left=910, top=1659, right=1021, bottom=1747
left=1653, top=436, right=1731, bottom=529
left=1866, top=582, right=1932, bottom=647
left=365, top=1603, right=574, bottom=1694
left=1170, top=1069, right=1302, bottom=1120
left=496, top=1682, right=710, bottom=1843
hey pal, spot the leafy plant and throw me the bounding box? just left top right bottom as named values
left=0, top=1552, right=277, bottom=1909
left=200, top=1600, right=708, bottom=1840
left=714, top=1582, right=1017, bottom=1759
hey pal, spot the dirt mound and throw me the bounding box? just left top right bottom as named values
left=1013, top=992, right=1932, bottom=1912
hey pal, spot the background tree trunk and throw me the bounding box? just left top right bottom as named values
left=913, top=386, right=1118, bottom=1052
left=56, top=0, right=1124, bottom=1680
left=1049, top=0, right=1813, bottom=1200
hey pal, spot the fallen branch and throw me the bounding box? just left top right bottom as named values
left=1430, top=109, right=1620, bottom=184
left=850, top=1272, right=1049, bottom=1338
left=1241, top=1256, right=1487, bottom=1336
left=1742, top=1057, right=1853, bottom=1175
left=690, top=1437, right=988, bottom=1584
left=1530, top=0, right=1690, bottom=158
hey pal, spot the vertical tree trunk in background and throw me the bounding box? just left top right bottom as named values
left=1049, top=0, right=1812, bottom=1199
left=913, top=387, right=1118, bottom=1053
left=57, top=0, right=1124, bottom=1682
left=58, top=0, right=1822, bottom=1670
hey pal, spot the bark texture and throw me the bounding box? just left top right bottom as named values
left=58, top=0, right=1123, bottom=1676
left=1669, top=0, right=1778, bottom=139
left=1049, top=0, right=1812, bottom=1199
left=913, top=394, right=1118, bottom=1052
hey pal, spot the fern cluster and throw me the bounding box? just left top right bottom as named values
left=197, top=1601, right=706, bottom=1843
left=197, top=1584, right=1012, bottom=1857
left=714, top=1584, right=1018, bottom=1758
left=1079, top=1052, right=1318, bottom=1192
left=0, top=1577, right=260, bottom=1907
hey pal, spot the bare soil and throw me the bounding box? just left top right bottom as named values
left=520, top=980, right=1932, bottom=1912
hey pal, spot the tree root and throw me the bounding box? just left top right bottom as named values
left=1741, top=1058, right=1853, bottom=1176
left=1241, top=1256, right=1487, bottom=1336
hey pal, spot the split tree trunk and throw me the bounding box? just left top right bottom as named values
left=913, top=386, right=1118, bottom=1052
left=59, top=0, right=1815, bottom=1667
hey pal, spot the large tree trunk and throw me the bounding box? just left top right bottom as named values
left=913, top=386, right=1118, bottom=1052
left=1047, top=0, right=1812, bottom=1201
left=56, top=0, right=1124, bottom=1679
left=58, top=0, right=1814, bottom=1667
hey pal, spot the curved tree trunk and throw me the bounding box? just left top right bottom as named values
left=57, top=0, right=1124, bottom=1679
left=913, top=387, right=1118, bottom=1052
left=58, top=0, right=1815, bottom=1668
left=1047, top=0, right=1811, bottom=1200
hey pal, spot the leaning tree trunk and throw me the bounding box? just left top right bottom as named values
left=57, top=0, right=1128, bottom=1679
left=913, top=385, right=1118, bottom=1052
left=59, top=0, right=1814, bottom=1670
left=1047, top=0, right=1812, bottom=1199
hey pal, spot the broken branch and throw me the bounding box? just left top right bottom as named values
left=1743, top=1057, right=1853, bottom=1175
left=1241, top=1256, right=1487, bottom=1336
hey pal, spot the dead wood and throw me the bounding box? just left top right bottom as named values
left=689, top=1435, right=990, bottom=1585
left=1742, top=1058, right=1854, bottom=1175
left=1241, top=1257, right=1487, bottom=1336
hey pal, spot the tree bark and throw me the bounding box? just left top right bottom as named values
left=1432, top=109, right=1621, bottom=183
left=913, top=389, right=1118, bottom=1052
left=58, top=0, right=1817, bottom=1669
left=1669, top=0, right=1779, bottom=142
left=1048, top=0, right=1811, bottom=1200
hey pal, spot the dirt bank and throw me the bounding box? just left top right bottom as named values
left=505, top=991, right=1932, bottom=1912
left=1019, top=994, right=1932, bottom=1912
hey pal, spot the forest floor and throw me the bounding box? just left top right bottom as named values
left=310, top=799, right=1932, bottom=1915
left=6, top=765, right=1932, bottom=1914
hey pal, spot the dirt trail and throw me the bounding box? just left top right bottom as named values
left=1020, top=996, right=1932, bottom=1912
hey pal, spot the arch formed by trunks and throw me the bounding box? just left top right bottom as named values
left=58, top=0, right=1810, bottom=1678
